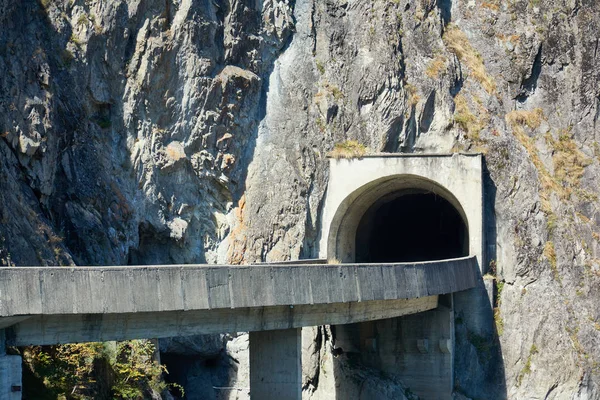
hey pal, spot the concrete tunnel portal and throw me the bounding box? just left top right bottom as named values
left=355, top=190, right=469, bottom=263
left=318, top=155, right=484, bottom=400
left=323, top=169, right=475, bottom=264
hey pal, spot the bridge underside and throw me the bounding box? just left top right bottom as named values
left=6, top=296, right=438, bottom=346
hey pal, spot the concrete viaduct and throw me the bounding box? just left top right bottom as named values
left=0, top=154, right=488, bottom=399
left=0, top=257, right=478, bottom=398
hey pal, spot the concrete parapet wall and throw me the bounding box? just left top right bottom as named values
left=0, top=256, right=477, bottom=318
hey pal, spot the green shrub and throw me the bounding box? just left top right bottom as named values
left=23, top=340, right=180, bottom=399
left=61, top=49, right=75, bottom=67
left=315, top=60, right=325, bottom=75
left=96, top=116, right=111, bottom=129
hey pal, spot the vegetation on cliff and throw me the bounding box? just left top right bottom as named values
left=21, top=340, right=180, bottom=399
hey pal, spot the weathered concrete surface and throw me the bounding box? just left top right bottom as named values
left=250, top=329, right=301, bottom=400
left=0, top=257, right=477, bottom=318
left=332, top=296, right=454, bottom=400
left=0, top=355, right=21, bottom=400
left=0, top=331, right=21, bottom=400
left=320, top=154, right=484, bottom=269
left=363, top=300, right=455, bottom=400
left=9, top=297, right=439, bottom=346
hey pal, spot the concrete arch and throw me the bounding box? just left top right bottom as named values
left=319, top=155, right=484, bottom=270
left=327, top=174, right=469, bottom=262
left=317, top=155, right=488, bottom=400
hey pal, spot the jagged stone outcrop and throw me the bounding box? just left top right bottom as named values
left=1, top=0, right=599, bottom=398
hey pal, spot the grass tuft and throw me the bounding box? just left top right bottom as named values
left=76, top=14, right=88, bottom=27
left=328, top=140, right=368, bottom=159
left=505, top=109, right=544, bottom=130
left=443, top=24, right=496, bottom=93
left=315, top=117, right=326, bottom=132
left=404, top=83, right=420, bottom=106
left=425, top=55, right=447, bottom=79
left=543, top=241, right=560, bottom=281
left=454, top=95, right=480, bottom=140
left=453, top=94, right=489, bottom=144
left=481, top=1, right=500, bottom=11
left=546, top=130, right=591, bottom=191
left=517, top=344, right=539, bottom=386
left=494, top=307, right=504, bottom=335
left=69, top=34, right=83, bottom=46
left=505, top=108, right=556, bottom=214
left=315, top=60, right=325, bottom=75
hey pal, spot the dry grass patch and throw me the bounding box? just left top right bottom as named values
left=505, top=108, right=557, bottom=213
left=481, top=1, right=500, bottom=11
left=315, top=82, right=344, bottom=102
left=404, top=83, right=420, bottom=106
left=546, top=131, right=591, bottom=191
left=453, top=94, right=487, bottom=142
left=496, top=33, right=521, bottom=44
left=543, top=241, right=560, bottom=281
left=325, top=83, right=344, bottom=100
left=426, top=55, right=447, bottom=79
left=443, top=24, right=496, bottom=93
left=506, top=109, right=544, bottom=130
left=576, top=212, right=591, bottom=224
left=328, top=140, right=368, bottom=159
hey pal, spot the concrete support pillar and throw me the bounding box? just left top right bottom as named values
left=249, top=328, right=301, bottom=400
left=0, top=330, right=22, bottom=400
left=344, top=296, right=455, bottom=400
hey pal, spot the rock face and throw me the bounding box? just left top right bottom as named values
left=161, top=334, right=250, bottom=400
left=1, top=0, right=600, bottom=398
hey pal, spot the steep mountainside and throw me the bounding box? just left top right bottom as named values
left=1, top=0, right=599, bottom=398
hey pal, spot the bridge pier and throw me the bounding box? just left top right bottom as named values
left=334, top=295, right=455, bottom=399
left=0, top=330, right=22, bottom=400
left=384, top=298, right=455, bottom=399
left=249, top=328, right=302, bottom=400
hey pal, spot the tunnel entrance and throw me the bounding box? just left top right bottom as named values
left=320, top=156, right=485, bottom=399
left=355, top=191, right=468, bottom=263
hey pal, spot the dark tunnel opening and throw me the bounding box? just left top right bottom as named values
left=355, top=192, right=468, bottom=263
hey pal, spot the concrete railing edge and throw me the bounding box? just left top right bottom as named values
left=0, top=256, right=478, bottom=317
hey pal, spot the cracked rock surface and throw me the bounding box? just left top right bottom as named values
left=1, top=0, right=600, bottom=398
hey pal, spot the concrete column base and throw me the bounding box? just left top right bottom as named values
left=0, top=354, right=22, bottom=400
left=335, top=296, right=455, bottom=400
left=249, top=328, right=301, bottom=400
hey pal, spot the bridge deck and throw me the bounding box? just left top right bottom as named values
left=0, top=256, right=477, bottom=317
left=0, top=256, right=478, bottom=345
